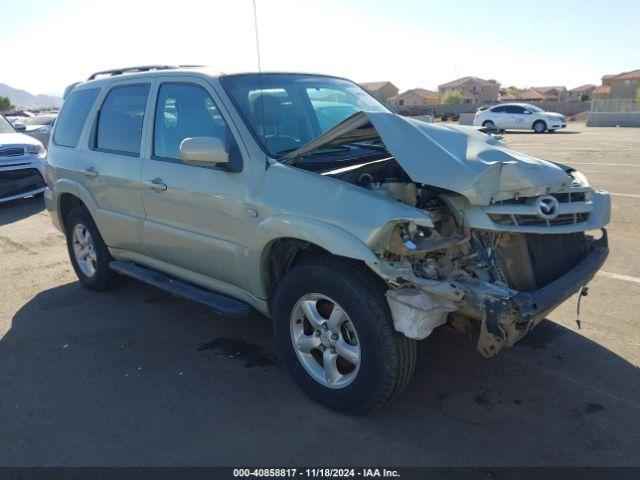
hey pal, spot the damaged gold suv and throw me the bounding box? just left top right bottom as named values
left=45, top=67, right=610, bottom=414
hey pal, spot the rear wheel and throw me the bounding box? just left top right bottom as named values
left=272, top=256, right=416, bottom=415
left=533, top=120, right=547, bottom=133
left=65, top=206, right=120, bottom=291
left=482, top=120, right=495, bottom=128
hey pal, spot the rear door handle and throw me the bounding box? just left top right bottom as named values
left=145, top=177, right=167, bottom=192
left=83, top=166, right=99, bottom=178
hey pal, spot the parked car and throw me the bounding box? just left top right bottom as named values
left=473, top=102, right=567, bottom=133
left=45, top=66, right=610, bottom=414
left=0, top=113, right=47, bottom=203
left=21, top=113, right=57, bottom=148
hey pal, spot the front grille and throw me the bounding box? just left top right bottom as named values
left=0, top=168, right=45, bottom=199
left=486, top=192, right=591, bottom=228
left=0, top=148, right=24, bottom=157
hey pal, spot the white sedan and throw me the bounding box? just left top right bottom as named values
left=473, top=103, right=566, bottom=133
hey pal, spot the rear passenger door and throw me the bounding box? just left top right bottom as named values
left=505, top=105, right=527, bottom=129
left=76, top=83, right=150, bottom=252
left=140, top=79, right=249, bottom=291
left=489, top=106, right=507, bottom=127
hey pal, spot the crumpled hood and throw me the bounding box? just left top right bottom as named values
left=284, top=111, right=572, bottom=205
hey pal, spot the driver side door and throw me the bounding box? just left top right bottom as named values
left=140, top=79, right=250, bottom=291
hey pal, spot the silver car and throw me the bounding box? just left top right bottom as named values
left=21, top=113, right=57, bottom=148
left=45, top=66, right=610, bottom=414
left=0, top=113, right=47, bottom=203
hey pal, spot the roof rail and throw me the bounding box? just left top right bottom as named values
left=87, top=65, right=178, bottom=80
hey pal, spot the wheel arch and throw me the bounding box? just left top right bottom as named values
left=253, top=216, right=380, bottom=310
left=533, top=119, right=547, bottom=131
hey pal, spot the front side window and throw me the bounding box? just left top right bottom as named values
left=153, top=82, right=239, bottom=168
left=221, top=74, right=389, bottom=158
left=96, top=84, right=150, bottom=155
left=53, top=88, right=100, bottom=147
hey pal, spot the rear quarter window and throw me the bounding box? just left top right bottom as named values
left=53, top=88, right=100, bottom=147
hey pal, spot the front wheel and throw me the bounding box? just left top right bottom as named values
left=533, top=120, right=547, bottom=133
left=272, top=257, right=416, bottom=415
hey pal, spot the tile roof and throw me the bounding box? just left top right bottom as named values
left=400, top=88, right=439, bottom=99
left=438, top=76, right=497, bottom=89
left=569, top=84, right=596, bottom=92
left=613, top=69, right=640, bottom=80
left=516, top=88, right=546, bottom=100
left=593, top=85, right=612, bottom=95
left=360, top=81, right=395, bottom=91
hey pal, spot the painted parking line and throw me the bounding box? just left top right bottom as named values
left=571, top=162, right=640, bottom=167
left=609, top=192, right=640, bottom=198
left=597, top=271, right=640, bottom=284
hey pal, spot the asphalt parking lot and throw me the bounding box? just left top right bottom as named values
left=1, top=123, right=639, bottom=467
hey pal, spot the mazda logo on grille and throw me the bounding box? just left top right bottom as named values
left=535, top=195, right=560, bottom=219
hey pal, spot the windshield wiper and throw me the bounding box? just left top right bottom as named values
left=276, top=144, right=350, bottom=159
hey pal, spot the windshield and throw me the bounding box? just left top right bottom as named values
left=0, top=115, right=16, bottom=134
left=221, top=74, right=389, bottom=158
left=525, top=104, right=543, bottom=112
left=24, top=115, right=56, bottom=126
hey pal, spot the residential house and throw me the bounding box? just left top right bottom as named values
left=568, top=84, right=596, bottom=101
left=388, top=88, right=440, bottom=108
left=359, top=81, right=399, bottom=103
left=516, top=86, right=567, bottom=102
left=593, top=69, right=640, bottom=100
left=438, top=76, right=500, bottom=104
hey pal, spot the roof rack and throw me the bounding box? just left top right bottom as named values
left=87, top=65, right=180, bottom=80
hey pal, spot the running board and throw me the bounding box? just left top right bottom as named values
left=109, top=261, right=251, bottom=318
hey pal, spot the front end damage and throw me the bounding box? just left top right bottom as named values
left=285, top=110, right=611, bottom=357
left=368, top=224, right=608, bottom=357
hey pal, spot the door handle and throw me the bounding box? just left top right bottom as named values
left=83, top=166, right=99, bottom=178
left=145, top=177, right=167, bottom=192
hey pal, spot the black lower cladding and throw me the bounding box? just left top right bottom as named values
left=0, top=168, right=45, bottom=199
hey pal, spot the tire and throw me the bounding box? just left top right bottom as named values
left=482, top=120, right=495, bottom=128
left=272, top=256, right=416, bottom=415
left=65, top=205, right=120, bottom=291
left=533, top=120, right=547, bottom=133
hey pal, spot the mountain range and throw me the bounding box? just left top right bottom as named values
left=0, top=83, right=62, bottom=109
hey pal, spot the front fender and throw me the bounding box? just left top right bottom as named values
left=246, top=214, right=379, bottom=298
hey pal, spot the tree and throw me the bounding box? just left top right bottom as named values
left=580, top=93, right=590, bottom=102
left=443, top=90, right=464, bottom=105
left=0, top=96, right=15, bottom=112
left=506, top=85, right=525, bottom=96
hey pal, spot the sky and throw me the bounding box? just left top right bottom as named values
left=1, top=0, right=639, bottom=96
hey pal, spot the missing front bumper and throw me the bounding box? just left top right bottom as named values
left=476, top=229, right=609, bottom=357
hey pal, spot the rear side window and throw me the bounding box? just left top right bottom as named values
left=96, top=84, right=150, bottom=156
left=491, top=106, right=506, bottom=113
left=53, top=88, right=99, bottom=147
left=505, top=105, right=525, bottom=114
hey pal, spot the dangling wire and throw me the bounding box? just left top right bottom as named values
left=576, top=285, right=589, bottom=329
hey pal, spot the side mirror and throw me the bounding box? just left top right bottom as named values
left=15, top=123, right=27, bottom=132
left=179, top=137, right=229, bottom=168
left=523, top=110, right=532, bottom=115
